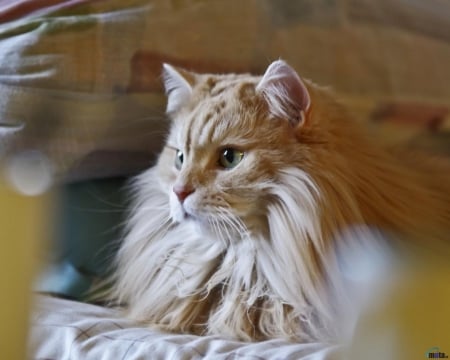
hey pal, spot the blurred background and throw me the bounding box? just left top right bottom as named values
left=0, top=0, right=449, bottom=358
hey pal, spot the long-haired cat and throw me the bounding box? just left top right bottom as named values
left=111, top=60, right=450, bottom=342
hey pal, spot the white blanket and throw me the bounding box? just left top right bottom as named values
left=29, top=295, right=343, bottom=360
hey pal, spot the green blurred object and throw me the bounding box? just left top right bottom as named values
left=36, top=177, right=128, bottom=299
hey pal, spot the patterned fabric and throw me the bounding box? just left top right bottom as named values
left=29, top=295, right=343, bottom=360
left=0, top=0, right=449, bottom=181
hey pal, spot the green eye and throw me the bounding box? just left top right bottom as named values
left=175, top=150, right=184, bottom=170
left=219, top=148, right=244, bottom=169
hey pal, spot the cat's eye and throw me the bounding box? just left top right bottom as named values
left=175, top=150, right=184, bottom=170
left=218, top=148, right=244, bottom=169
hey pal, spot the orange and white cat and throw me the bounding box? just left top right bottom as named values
left=112, top=60, right=450, bottom=342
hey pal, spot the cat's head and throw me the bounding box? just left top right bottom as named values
left=157, top=60, right=319, bottom=237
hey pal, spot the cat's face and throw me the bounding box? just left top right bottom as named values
left=157, top=62, right=311, bottom=237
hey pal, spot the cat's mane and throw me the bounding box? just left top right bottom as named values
left=111, top=61, right=450, bottom=342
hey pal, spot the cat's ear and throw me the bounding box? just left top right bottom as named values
left=162, top=64, right=195, bottom=114
left=256, top=60, right=310, bottom=127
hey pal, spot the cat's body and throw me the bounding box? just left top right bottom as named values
left=112, top=61, right=450, bottom=342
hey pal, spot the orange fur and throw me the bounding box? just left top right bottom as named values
left=111, top=61, right=450, bottom=342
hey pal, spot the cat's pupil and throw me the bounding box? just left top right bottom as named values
left=175, top=150, right=184, bottom=170
left=223, top=149, right=234, bottom=163
left=219, top=148, right=244, bottom=169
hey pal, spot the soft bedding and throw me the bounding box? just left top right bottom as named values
left=29, top=295, right=343, bottom=360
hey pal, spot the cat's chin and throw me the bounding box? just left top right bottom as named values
left=170, top=198, right=264, bottom=240
left=171, top=209, right=193, bottom=223
left=170, top=198, right=192, bottom=222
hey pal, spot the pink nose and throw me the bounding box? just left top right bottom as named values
left=173, top=185, right=194, bottom=203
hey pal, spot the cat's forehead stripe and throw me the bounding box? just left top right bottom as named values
left=184, top=111, right=193, bottom=153
left=191, top=98, right=227, bottom=148
left=210, top=86, right=227, bottom=97
left=181, top=99, right=212, bottom=152
left=206, top=77, right=217, bottom=89
left=179, top=77, right=259, bottom=152
left=202, top=111, right=218, bottom=146
left=183, top=101, right=205, bottom=152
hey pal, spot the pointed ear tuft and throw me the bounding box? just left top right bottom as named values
left=162, top=63, right=193, bottom=114
left=256, top=60, right=310, bottom=126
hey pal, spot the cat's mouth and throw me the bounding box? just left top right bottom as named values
left=173, top=197, right=249, bottom=236
left=176, top=204, right=201, bottom=222
left=174, top=204, right=253, bottom=240
left=181, top=210, right=194, bottom=220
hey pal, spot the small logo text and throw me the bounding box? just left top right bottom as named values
left=426, top=347, right=449, bottom=359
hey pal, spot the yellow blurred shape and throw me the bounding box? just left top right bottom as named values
left=349, top=256, right=450, bottom=359
left=0, top=181, right=48, bottom=359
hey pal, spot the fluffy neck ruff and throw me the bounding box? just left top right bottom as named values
left=113, top=164, right=350, bottom=342
left=113, top=117, right=450, bottom=344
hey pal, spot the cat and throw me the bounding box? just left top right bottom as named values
left=110, top=60, right=450, bottom=343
